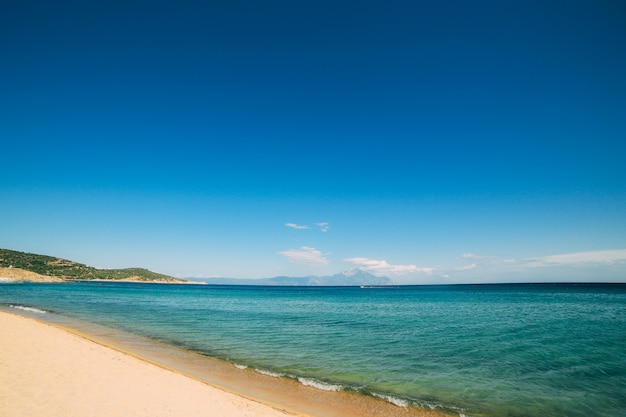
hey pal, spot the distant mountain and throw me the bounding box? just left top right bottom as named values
left=0, top=248, right=392, bottom=286
left=190, top=269, right=393, bottom=286
left=0, top=248, right=185, bottom=283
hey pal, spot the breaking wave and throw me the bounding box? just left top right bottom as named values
left=372, top=392, right=409, bottom=407
left=255, top=369, right=284, bottom=378
left=297, top=377, right=343, bottom=391
left=10, top=305, right=47, bottom=314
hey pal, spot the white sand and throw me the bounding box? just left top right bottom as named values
left=0, top=311, right=298, bottom=417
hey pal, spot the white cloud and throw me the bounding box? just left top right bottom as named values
left=344, top=257, right=433, bottom=276
left=278, top=246, right=329, bottom=265
left=285, top=223, right=309, bottom=230
left=285, top=222, right=330, bottom=232
left=459, top=249, right=626, bottom=269
left=524, top=249, right=626, bottom=267
left=460, top=253, right=496, bottom=259
left=316, top=222, right=330, bottom=232
left=438, top=249, right=626, bottom=283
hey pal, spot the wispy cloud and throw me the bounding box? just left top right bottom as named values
left=524, top=249, right=626, bottom=267
left=444, top=249, right=626, bottom=281
left=460, top=253, right=496, bottom=260
left=285, top=222, right=330, bottom=232
left=285, top=223, right=309, bottom=230
left=458, top=250, right=626, bottom=267
left=344, top=257, right=433, bottom=276
left=316, top=222, right=330, bottom=232
left=278, top=246, right=329, bottom=265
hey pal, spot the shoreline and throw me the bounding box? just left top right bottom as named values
left=0, top=309, right=447, bottom=417
left=0, top=266, right=201, bottom=285
left=0, top=310, right=296, bottom=417
left=72, top=278, right=206, bottom=284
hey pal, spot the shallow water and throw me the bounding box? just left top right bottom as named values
left=1, top=282, right=625, bottom=417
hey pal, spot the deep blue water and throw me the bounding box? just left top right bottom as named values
left=1, top=282, right=625, bottom=417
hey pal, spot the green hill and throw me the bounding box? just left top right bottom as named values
left=0, top=248, right=184, bottom=282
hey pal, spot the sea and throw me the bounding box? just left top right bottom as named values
left=1, top=282, right=625, bottom=417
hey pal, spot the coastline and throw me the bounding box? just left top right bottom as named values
left=0, top=311, right=295, bottom=417
left=0, top=267, right=203, bottom=284
left=73, top=278, right=206, bottom=284
left=0, top=267, right=64, bottom=283
left=0, top=310, right=446, bottom=417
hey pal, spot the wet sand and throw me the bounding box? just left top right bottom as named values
left=0, top=310, right=445, bottom=417
left=0, top=311, right=296, bottom=417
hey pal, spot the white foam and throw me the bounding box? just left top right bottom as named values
left=372, top=393, right=409, bottom=407
left=255, top=369, right=284, bottom=378
left=297, top=377, right=342, bottom=392
left=0, top=277, right=15, bottom=283
left=233, top=363, right=248, bottom=370
left=10, top=305, right=47, bottom=314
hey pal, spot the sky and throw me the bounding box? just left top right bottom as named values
left=1, top=0, right=625, bottom=284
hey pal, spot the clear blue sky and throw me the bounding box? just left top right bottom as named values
left=1, top=0, right=625, bottom=283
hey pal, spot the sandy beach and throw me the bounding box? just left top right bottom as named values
left=0, top=308, right=445, bottom=417
left=0, top=311, right=296, bottom=417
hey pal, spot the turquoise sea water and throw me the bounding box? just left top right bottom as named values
left=1, top=282, right=625, bottom=417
